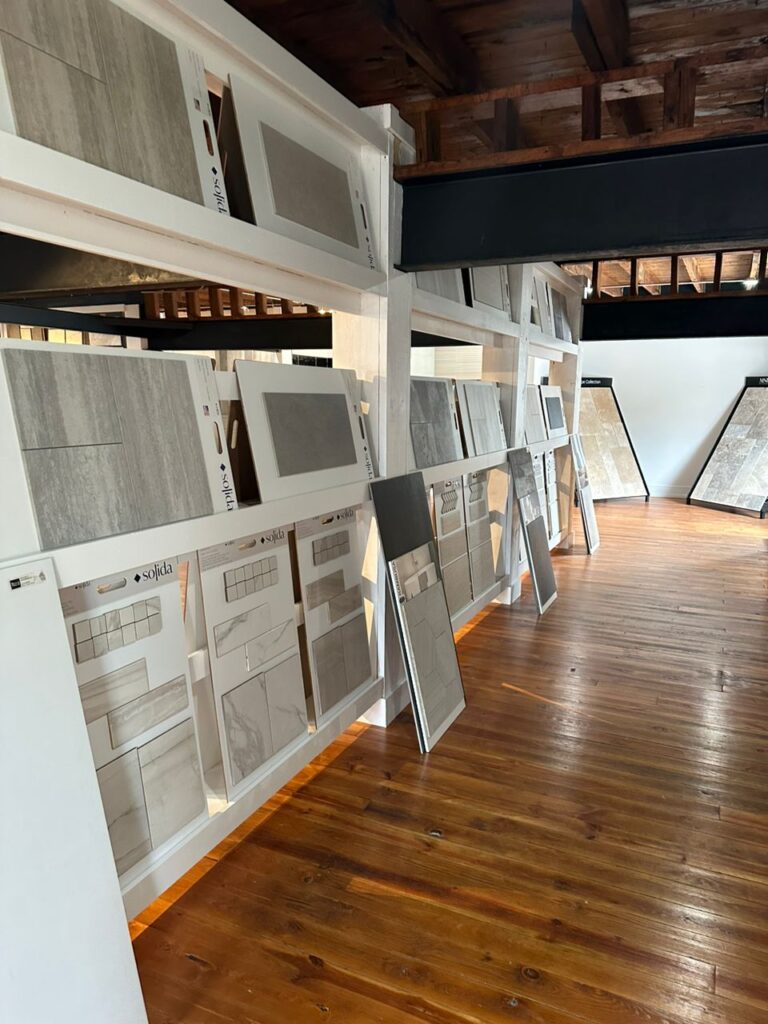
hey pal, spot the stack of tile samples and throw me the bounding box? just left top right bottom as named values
left=371, top=473, right=465, bottom=753
left=409, top=377, right=464, bottom=469
left=509, top=448, right=558, bottom=615
left=456, top=380, right=507, bottom=457
left=0, top=342, right=235, bottom=560
left=579, top=380, right=647, bottom=500
left=0, top=0, right=228, bottom=210
left=296, top=506, right=373, bottom=720
left=690, top=382, right=768, bottom=515
left=433, top=478, right=472, bottom=618
left=463, top=470, right=497, bottom=599
left=60, top=559, right=206, bottom=877
left=198, top=528, right=307, bottom=797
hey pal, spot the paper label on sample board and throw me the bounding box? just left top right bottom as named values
left=199, top=526, right=290, bottom=572
left=186, top=356, right=237, bottom=513
left=340, top=370, right=376, bottom=480
left=60, top=558, right=180, bottom=616
left=295, top=506, right=358, bottom=541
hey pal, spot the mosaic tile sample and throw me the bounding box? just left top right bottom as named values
left=224, top=555, right=278, bottom=603
left=73, top=597, right=161, bottom=663
left=410, top=378, right=463, bottom=469
left=579, top=385, right=647, bottom=500
left=690, top=386, right=768, bottom=513
left=312, top=530, right=351, bottom=565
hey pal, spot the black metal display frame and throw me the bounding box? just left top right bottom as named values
left=581, top=377, right=650, bottom=503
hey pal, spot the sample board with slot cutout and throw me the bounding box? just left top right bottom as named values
left=0, top=341, right=235, bottom=561
left=432, top=478, right=472, bottom=619
left=409, top=376, right=464, bottom=469
left=370, top=473, right=465, bottom=752
left=456, top=380, right=507, bottom=458
left=579, top=378, right=648, bottom=501
left=509, top=448, right=557, bottom=614
left=198, top=527, right=307, bottom=798
left=571, top=434, right=600, bottom=553
left=60, top=558, right=206, bottom=878
left=235, top=360, right=374, bottom=503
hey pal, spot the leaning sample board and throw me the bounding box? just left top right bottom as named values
left=579, top=378, right=648, bottom=501
left=235, top=360, right=374, bottom=502
left=456, top=380, right=507, bottom=457
left=409, top=376, right=464, bottom=469
left=60, top=558, right=207, bottom=878
left=296, top=506, right=374, bottom=721
left=0, top=0, right=228, bottom=211
left=433, top=477, right=473, bottom=619
left=0, top=341, right=235, bottom=561
left=524, top=385, right=548, bottom=444
left=509, top=448, right=557, bottom=614
left=467, top=266, right=510, bottom=317
left=370, top=473, right=466, bottom=752
left=463, top=470, right=498, bottom=600
left=571, top=433, right=600, bottom=553
left=689, top=378, right=768, bottom=516
left=198, top=527, right=308, bottom=798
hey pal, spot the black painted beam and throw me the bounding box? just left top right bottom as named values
left=582, top=293, right=768, bottom=341
left=399, top=133, right=768, bottom=269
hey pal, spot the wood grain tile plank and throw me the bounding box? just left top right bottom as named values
left=0, top=0, right=104, bottom=76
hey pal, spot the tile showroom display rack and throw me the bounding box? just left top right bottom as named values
left=0, top=3, right=583, bottom=1021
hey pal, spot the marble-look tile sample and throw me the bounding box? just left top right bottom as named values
left=213, top=602, right=271, bottom=658
left=441, top=555, right=472, bottom=617
left=264, top=392, right=359, bottom=477
left=341, top=613, right=371, bottom=691
left=579, top=386, right=647, bottom=500
left=458, top=381, right=507, bottom=456
left=313, top=625, right=348, bottom=714
left=107, top=675, right=188, bottom=749
left=245, top=618, right=297, bottom=673
left=305, top=569, right=345, bottom=610
left=74, top=598, right=162, bottom=663
left=138, top=718, right=205, bottom=848
left=410, top=378, right=463, bottom=468
left=525, top=386, right=548, bottom=445
left=222, top=674, right=274, bottom=787
left=224, top=555, right=277, bottom=603
left=96, top=749, right=151, bottom=876
left=79, top=659, right=149, bottom=725
left=691, top=387, right=768, bottom=512
left=264, top=655, right=308, bottom=751
left=328, top=584, right=363, bottom=624
left=312, top=530, right=351, bottom=565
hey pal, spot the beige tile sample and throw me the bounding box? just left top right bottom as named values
left=138, top=719, right=205, bottom=848
left=579, top=386, right=646, bottom=500
left=107, top=675, right=188, bottom=749
left=96, top=749, right=152, bottom=876
left=328, top=584, right=363, bottom=624
left=305, top=569, right=345, bottom=610
left=0, top=0, right=104, bottom=75
left=341, top=613, right=371, bottom=691
left=313, top=625, right=348, bottom=714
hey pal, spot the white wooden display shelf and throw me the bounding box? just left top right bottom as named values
left=526, top=436, right=571, bottom=457
left=412, top=288, right=522, bottom=346
left=419, top=449, right=511, bottom=488
left=451, top=576, right=510, bottom=632
left=527, top=325, right=580, bottom=357
left=122, top=672, right=383, bottom=918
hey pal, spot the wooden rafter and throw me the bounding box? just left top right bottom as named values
left=680, top=255, right=705, bottom=293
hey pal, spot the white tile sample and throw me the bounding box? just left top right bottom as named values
left=264, top=654, right=307, bottom=751
left=107, top=674, right=188, bottom=749
left=410, top=377, right=464, bottom=469
left=571, top=433, right=600, bottom=553
left=509, top=448, right=557, bottom=613
left=463, top=470, right=497, bottom=600
left=213, top=602, right=272, bottom=658
left=96, top=749, right=151, bottom=875
left=222, top=674, right=274, bottom=787
left=245, top=618, right=298, bottom=673
left=79, top=659, right=149, bottom=725
left=433, top=477, right=473, bottom=618
left=456, top=380, right=507, bottom=457
left=138, top=718, right=205, bottom=848
left=414, top=269, right=465, bottom=303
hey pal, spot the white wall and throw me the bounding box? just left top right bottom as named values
left=582, top=336, right=768, bottom=497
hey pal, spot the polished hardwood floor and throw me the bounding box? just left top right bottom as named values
left=133, top=499, right=768, bottom=1023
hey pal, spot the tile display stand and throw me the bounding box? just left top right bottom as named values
left=579, top=377, right=650, bottom=502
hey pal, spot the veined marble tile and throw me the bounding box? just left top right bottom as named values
left=244, top=618, right=297, bottom=673
left=138, top=718, right=205, bottom=848
left=214, top=602, right=271, bottom=658
left=222, top=674, right=273, bottom=786
left=341, top=613, right=371, bottom=691
left=305, top=569, right=345, bottom=610
left=264, top=655, right=307, bottom=751
left=313, top=625, right=348, bottom=714
left=79, top=658, right=149, bottom=725
left=96, top=748, right=151, bottom=876
left=107, top=674, right=188, bottom=749
left=328, top=584, right=363, bottom=624
left=264, top=392, right=358, bottom=477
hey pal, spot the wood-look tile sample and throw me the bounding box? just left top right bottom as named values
left=245, top=619, right=297, bottom=674
left=23, top=444, right=138, bottom=550
left=79, top=659, right=149, bottom=725
left=222, top=675, right=274, bottom=787
left=691, top=386, right=768, bottom=513
left=305, top=570, right=345, bottom=611
left=107, top=675, right=188, bottom=749
left=410, top=378, right=463, bottom=469
left=341, top=613, right=371, bottom=691
left=96, top=749, right=151, bottom=876
left=579, top=386, right=647, bottom=500
left=108, top=355, right=213, bottom=528
left=0, top=0, right=104, bottom=75
left=138, top=719, right=205, bottom=848
left=92, top=0, right=202, bottom=203
left=442, top=555, right=472, bottom=616
left=313, top=626, right=348, bottom=714
left=214, top=603, right=272, bottom=658
left=264, top=392, right=359, bottom=477
left=264, top=655, right=307, bottom=751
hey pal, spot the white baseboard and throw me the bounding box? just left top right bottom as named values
left=362, top=679, right=410, bottom=727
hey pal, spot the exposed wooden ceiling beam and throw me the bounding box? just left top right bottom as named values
left=680, top=255, right=705, bottom=292
left=571, top=0, right=645, bottom=136
left=367, top=0, right=479, bottom=96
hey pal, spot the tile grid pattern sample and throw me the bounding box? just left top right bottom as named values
left=0, top=0, right=205, bottom=203
left=434, top=479, right=472, bottom=618
left=410, top=377, right=464, bottom=469
left=73, top=597, right=161, bottom=663
left=690, top=385, right=768, bottom=513
left=224, top=556, right=278, bottom=603
left=313, top=530, right=351, bottom=565
left=463, top=472, right=497, bottom=599
left=579, top=385, right=647, bottom=500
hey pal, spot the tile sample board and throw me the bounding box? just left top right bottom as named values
left=540, top=385, right=568, bottom=440
left=468, top=266, right=510, bottom=317
left=509, top=448, right=557, bottom=614
left=0, top=0, right=228, bottom=211
left=571, top=433, right=600, bottom=553
left=410, top=376, right=464, bottom=469
left=198, top=527, right=307, bottom=797
left=60, top=558, right=206, bottom=877
left=433, top=478, right=472, bottom=619
left=463, top=470, right=498, bottom=600
left=533, top=276, right=553, bottom=334
left=550, top=287, right=573, bottom=342
left=0, top=341, right=235, bottom=559
left=456, top=380, right=507, bottom=457
left=524, top=385, right=548, bottom=445
left=221, top=73, right=375, bottom=268
left=579, top=379, right=648, bottom=500
left=296, top=506, right=374, bottom=720
left=414, top=270, right=465, bottom=304
left=235, top=360, right=374, bottom=503
left=690, top=380, right=768, bottom=515
left=544, top=450, right=561, bottom=540
left=370, top=473, right=466, bottom=752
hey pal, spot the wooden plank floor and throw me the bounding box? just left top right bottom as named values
left=133, top=499, right=768, bottom=1024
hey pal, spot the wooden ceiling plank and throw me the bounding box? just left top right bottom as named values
left=681, top=255, right=705, bottom=293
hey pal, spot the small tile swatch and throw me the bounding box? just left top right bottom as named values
left=73, top=597, right=161, bottom=663
left=224, top=555, right=278, bottom=603
left=312, top=529, right=351, bottom=565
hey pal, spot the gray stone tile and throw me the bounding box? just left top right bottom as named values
left=305, top=569, right=345, bottom=610
left=341, top=613, right=371, bottom=691
left=107, top=674, right=188, bottom=749
left=328, top=584, right=363, bottom=624
left=138, top=718, right=205, bottom=848
left=0, top=0, right=104, bottom=76
left=442, top=555, right=472, bottom=617
left=438, top=529, right=468, bottom=567
left=97, top=749, right=151, bottom=876
left=313, top=625, right=348, bottom=714
left=469, top=541, right=496, bottom=598
left=264, top=392, right=358, bottom=477
left=410, top=379, right=462, bottom=468
left=222, top=674, right=273, bottom=786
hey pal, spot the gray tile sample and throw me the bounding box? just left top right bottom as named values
left=525, top=386, right=548, bottom=444
left=438, top=529, right=468, bottom=567
left=469, top=541, right=496, bottom=597
left=442, top=555, right=472, bottom=616
left=80, top=659, right=149, bottom=725
left=96, top=749, right=151, bottom=876
left=264, top=655, right=307, bottom=751
left=341, top=613, right=371, bottom=691
left=329, top=584, right=363, bottom=624
left=222, top=675, right=274, bottom=786
left=305, top=569, right=345, bottom=610
left=245, top=618, right=297, bottom=673
left=264, top=392, right=358, bottom=477
left=470, top=266, right=508, bottom=313
left=467, top=517, right=491, bottom=552
left=312, top=530, right=350, bottom=565
left=313, top=625, right=348, bottom=714
left=214, top=602, right=271, bottom=658
left=108, top=356, right=212, bottom=528
left=0, top=0, right=104, bottom=76
left=107, top=675, right=188, bottom=749
left=24, top=444, right=138, bottom=550
left=261, top=124, right=358, bottom=247
left=410, top=379, right=463, bottom=469
left=525, top=515, right=557, bottom=612
left=138, top=718, right=205, bottom=848
left=224, top=556, right=276, bottom=602
left=461, top=382, right=506, bottom=456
